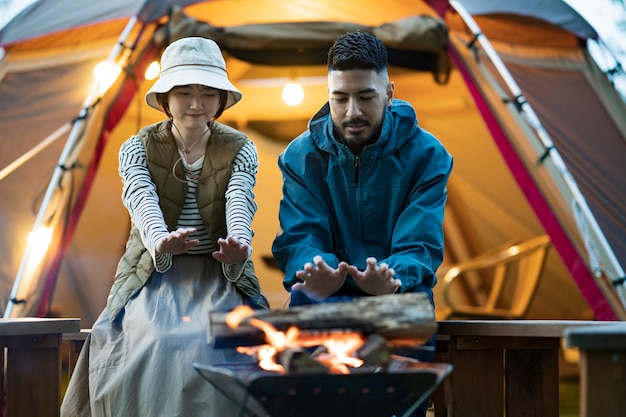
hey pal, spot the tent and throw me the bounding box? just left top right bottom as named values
left=0, top=0, right=624, bottom=326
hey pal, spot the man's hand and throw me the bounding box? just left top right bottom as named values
left=156, top=227, right=199, bottom=255
left=292, top=255, right=348, bottom=301
left=347, top=257, right=401, bottom=295
left=212, top=236, right=250, bottom=264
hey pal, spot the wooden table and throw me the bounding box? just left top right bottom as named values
left=564, top=322, right=626, bottom=417
left=0, top=317, right=81, bottom=417
left=433, top=320, right=602, bottom=417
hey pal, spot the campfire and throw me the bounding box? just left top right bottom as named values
left=226, top=304, right=386, bottom=374
left=195, top=293, right=452, bottom=417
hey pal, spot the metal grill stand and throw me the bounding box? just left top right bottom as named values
left=194, top=355, right=452, bottom=417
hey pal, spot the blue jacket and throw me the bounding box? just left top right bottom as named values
left=272, top=99, right=453, bottom=306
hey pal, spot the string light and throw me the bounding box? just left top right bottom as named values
left=93, top=61, right=122, bottom=96
left=26, top=225, right=53, bottom=268
left=144, top=61, right=160, bottom=80
left=282, top=81, right=304, bottom=106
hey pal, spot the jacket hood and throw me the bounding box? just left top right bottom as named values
left=308, top=99, right=419, bottom=157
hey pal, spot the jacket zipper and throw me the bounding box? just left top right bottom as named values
left=353, top=155, right=360, bottom=187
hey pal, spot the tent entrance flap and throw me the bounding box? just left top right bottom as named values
left=152, top=8, right=452, bottom=81
left=448, top=0, right=626, bottom=318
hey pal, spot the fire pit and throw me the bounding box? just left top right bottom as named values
left=194, top=357, right=451, bottom=417
left=197, top=293, right=451, bottom=417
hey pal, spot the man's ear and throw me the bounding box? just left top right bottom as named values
left=386, top=81, right=395, bottom=106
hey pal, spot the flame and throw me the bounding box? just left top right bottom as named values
left=316, top=333, right=364, bottom=370
left=226, top=306, right=365, bottom=373
left=226, top=305, right=255, bottom=328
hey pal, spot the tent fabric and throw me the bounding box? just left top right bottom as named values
left=445, top=6, right=626, bottom=314
left=0, top=0, right=201, bottom=46
left=1, top=0, right=598, bottom=45
left=458, top=0, right=598, bottom=40
left=0, top=0, right=624, bottom=324
left=0, top=0, right=441, bottom=46
left=507, top=62, right=626, bottom=266
left=152, top=8, right=450, bottom=79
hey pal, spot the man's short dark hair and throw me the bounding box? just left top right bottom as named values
left=327, top=31, right=388, bottom=73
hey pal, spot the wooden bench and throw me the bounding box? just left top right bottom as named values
left=0, top=317, right=80, bottom=417
left=62, top=328, right=91, bottom=376
left=61, top=319, right=625, bottom=417
left=432, top=320, right=606, bottom=417
left=564, top=322, right=626, bottom=417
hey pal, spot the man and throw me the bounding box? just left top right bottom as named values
left=272, top=31, right=453, bottom=415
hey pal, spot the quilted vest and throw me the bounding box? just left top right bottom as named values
left=105, top=120, right=267, bottom=324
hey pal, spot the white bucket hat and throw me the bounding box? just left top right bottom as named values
left=145, top=37, right=242, bottom=113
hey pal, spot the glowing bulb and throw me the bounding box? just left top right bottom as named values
left=282, top=82, right=304, bottom=106
left=144, top=61, right=160, bottom=80
left=94, top=61, right=122, bottom=96
left=27, top=225, right=53, bottom=266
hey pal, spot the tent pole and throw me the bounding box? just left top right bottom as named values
left=3, top=16, right=140, bottom=318
left=449, top=0, right=626, bottom=313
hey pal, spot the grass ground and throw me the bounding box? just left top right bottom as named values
left=560, top=377, right=581, bottom=417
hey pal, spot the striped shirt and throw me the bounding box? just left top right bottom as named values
left=118, top=135, right=258, bottom=280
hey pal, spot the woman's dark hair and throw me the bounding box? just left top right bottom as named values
left=327, top=31, right=388, bottom=73
left=214, top=89, right=228, bottom=119
left=156, top=93, right=172, bottom=119
left=155, top=89, right=228, bottom=120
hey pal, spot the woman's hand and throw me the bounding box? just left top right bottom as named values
left=212, top=236, right=250, bottom=264
left=155, top=227, right=199, bottom=255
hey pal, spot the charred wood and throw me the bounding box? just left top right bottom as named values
left=279, top=347, right=330, bottom=374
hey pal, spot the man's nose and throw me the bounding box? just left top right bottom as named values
left=346, top=98, right=362, bottom=118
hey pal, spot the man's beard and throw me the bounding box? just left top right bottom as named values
left=335, top=119, right=383, bottom=154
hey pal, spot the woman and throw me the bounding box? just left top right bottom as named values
left=61, top=36, right=268, bottom=417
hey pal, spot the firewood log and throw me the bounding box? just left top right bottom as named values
left=208, top=292, right=436, bottom=348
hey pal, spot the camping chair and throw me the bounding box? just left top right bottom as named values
left=436, top=235, right=552, bottom=320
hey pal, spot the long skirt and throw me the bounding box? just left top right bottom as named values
left=61, top=255, right=253, bottom=417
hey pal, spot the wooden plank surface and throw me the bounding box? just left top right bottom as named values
left=432, top=319, right=610, bottom=417
left=564, top=322, right=626, bottom=349
left=0, top=318, right=81, bottom=335
left=0, top=318, right=81, bottom=417
left=6, top=338, right=61, bottom=417
left=63, top=329, right=91, bottom=376
left=438, top=320, right=602, bottom=337
left=564, top=323, right=626, bottom=417
left=447, top=346, right=503, bottom=417
left=505, top=348, right=559, bottom=417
